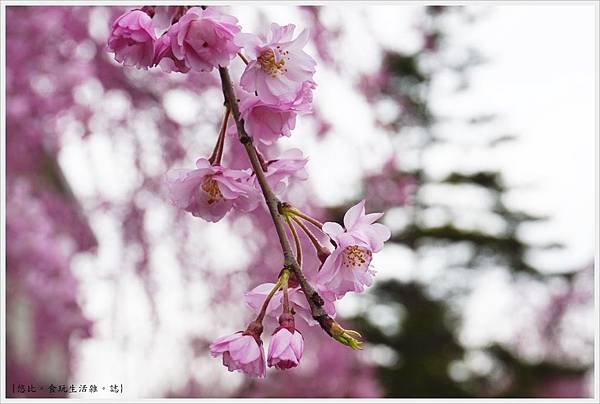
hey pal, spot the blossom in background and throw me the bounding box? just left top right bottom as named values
left=166, top=158, right=259, bottom=222
left=167, top=7, right=241, bottom=72
left=237, top=23, right=316, bottom=104
left=107, top=9, right=156, bottom=69
left=267, top=320, right=304, bottom=370
left=153, top=34, right=190, bottom=73
left=245, top=282, right=336, bottom=327
left=209, top=332, right=266, bottom=378
left=317, top=200, right=391, bottom=298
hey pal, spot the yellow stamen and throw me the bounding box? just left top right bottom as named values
left=201, top=176, right=223, bottom=205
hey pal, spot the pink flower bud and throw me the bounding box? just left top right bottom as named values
left=107, top=10, right=156, bottom=69
left=210, top=331, right=266, bottom=378
left=267, top=326, right=304, bottom=370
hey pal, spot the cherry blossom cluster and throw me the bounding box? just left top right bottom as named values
left=108, top=6, right=390, bottom=378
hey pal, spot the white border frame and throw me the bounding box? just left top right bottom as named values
left=0, top=1, right=598, bottom=402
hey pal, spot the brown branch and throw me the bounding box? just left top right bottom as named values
left=217, top=66, right=335, bottom=337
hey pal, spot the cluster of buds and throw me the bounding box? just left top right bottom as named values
left=108, top=6, right=390, bottom=378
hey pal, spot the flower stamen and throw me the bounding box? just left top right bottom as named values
left=201, top=176, right=223, bottom=205
left=342, top=245, right=372, bottom=269
left=258, top=48, right=288, bottom=78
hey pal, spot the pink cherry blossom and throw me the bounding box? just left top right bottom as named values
left=236, top=23, right=316, bottom=104
left=107, top=10, right=157, bottom=69
left=239, top=96, right=297, bottom=145
left=239, top=81, right=315, bottom=145
left=244, top=282, right=336, bottom=327
left=324, top=199, right=391, bottom=253
left=167, top=7, right=241, bottom=72
left=317, top=200, right=391, bottom=298
left=209, top=331, right=266, bottom=378
left=267, top=327, right=304, bottom=370
left=153, top=34, right=190, bottom=73
left=166, top=158, right=259, bottom=222
left=260, top=149, right=308, bottom=195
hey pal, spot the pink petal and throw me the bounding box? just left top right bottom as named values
left=322, top=222, right=344, bottom=238
left=290, top=331, right=304, bottom=359
left=344, top=199, right=366, bottom=230
left=270, top=329, right=293, bottom=358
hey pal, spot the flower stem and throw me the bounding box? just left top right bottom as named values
left=237, top=52, right=249, bottom=65
left=281, top=270, right=290, bottom=314
left=255, top=277, right=283, bottom=324
left=208, top=108, right=230, bottom=166
left=286, top=216, right=302, bottom=268
left=291, top=216, right=330, bottom=263
left=289, top=209, right=325, bottom=230
left=218, top=66, right=337, bottom=339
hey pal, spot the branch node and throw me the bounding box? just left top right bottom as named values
left=311, top=291, right=324, bottom=307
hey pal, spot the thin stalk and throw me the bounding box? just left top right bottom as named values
left=237, top=52, right=249, bottom=65
left=286, top=216, right=302, bottom=268
left=255, top=278, right=282, bottom=324
left=281, top=270, right=290, bottom=314
left=290, top=209, right=325, bottom=230
left=208, top=108, right=230, bottom=165
left=292, top=216, right=322, bottom=251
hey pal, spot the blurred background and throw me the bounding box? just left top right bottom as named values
left=4, top=4, right=596, bottom=399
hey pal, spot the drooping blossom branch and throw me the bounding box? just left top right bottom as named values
left=107, top=5, right=390, bottom=378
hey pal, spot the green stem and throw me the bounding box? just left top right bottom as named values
left=289, top=209, right=325, bottom=230
left=255, top=277, right=283, bottom=324
left=286, top=216, right=302, bottom=268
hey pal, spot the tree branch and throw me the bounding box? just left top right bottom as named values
left=217, top=66, right=335, bottom=336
